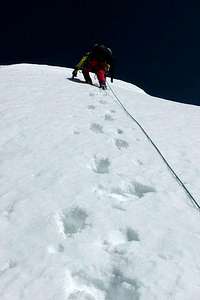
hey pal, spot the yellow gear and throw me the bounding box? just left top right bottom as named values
left=75, top=52, right=90, bottom=70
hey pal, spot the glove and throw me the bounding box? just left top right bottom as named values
left=72, top=69, right=78, bottom=78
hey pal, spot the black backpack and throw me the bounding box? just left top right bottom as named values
left=90, top=44, right=113, bottom=63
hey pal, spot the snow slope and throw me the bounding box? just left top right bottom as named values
left=0, top=64, right=200, bottom=300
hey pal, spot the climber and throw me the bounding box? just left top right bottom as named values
left=72, top=44, right=114, bottom=89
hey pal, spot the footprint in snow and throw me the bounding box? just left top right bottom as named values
left=105, top=114, right=114, bottom=121
left=73, top=130, right=80, bottom=135
left=70, top=268, right=140, bottom=300
left=87, top=105, right=95, bottom=110
left=126, top=227, right=140, bottom=242
left=90, top=123, right=104, bottom=134
left=105, top=227, right=140, bottom=243
left=66, top=270, right=97, bottom=300
left=58, top=244, right=65, bottom=252
left=106, top=269, right=140, bottom=300
left=92, top=156, right=111, bottom=174
left=58, top=207, right=89, bottom=237
left=137, top=160, right=143, bottom=166
left=129, top=181, right=156, bottom=198
left=104, top=227, right=139, bottom=248
left=99, top=100, right=107, bottom=104
left=103, top=228, right=140, bottom=258
left=115, top=139, right=129, bottom=150
left=117, top=129, right=123, bottom=134
left=110, top=181, right=156, bottom=200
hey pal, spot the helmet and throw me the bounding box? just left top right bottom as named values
left=98, top=45, right=112, bottom=56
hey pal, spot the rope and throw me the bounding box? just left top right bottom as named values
left=107, top=82, right=200, bottom=211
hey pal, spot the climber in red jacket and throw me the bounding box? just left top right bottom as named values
left=72, top=44, right=114, bottom=89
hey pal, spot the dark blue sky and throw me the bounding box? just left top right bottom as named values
left=1, top=1, right=200, bottom=105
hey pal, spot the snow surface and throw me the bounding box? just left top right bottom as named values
left=1, top=64, right=200, bottom=300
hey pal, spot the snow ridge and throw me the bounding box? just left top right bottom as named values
left=0, top=64, right=200, bottom=300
